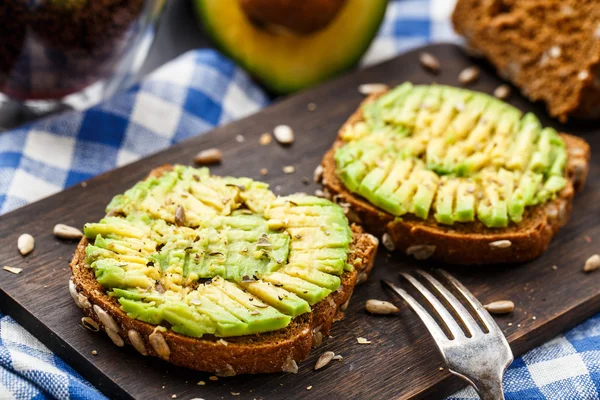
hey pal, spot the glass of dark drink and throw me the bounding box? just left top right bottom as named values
left=0, top=0, right=165, bottom=120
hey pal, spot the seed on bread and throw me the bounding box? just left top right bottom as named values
left=419, top=52, right=440, bottom=73
left=382, top=233, right=395, bottom=251
left=149, top=330, right=170, bottom=360
left=282, top=356, right=299, bottom=374
left=81, top=317, right=99, bottom=332
left=365, top=299, right=399, bottom=315
left=489, top=240, right=512, bottom=249
left=484, top=300, right=515, bottom=314
left=93, top=305, right=119, bottom=332
left=583, top=254, right=600, bottom=272
left=216, top=363, right=236, bottom=377
left=358, top=83, right=389, bottom=95
left=406, top=245, right=436, bottom=260
left=17, top=233, right=34, bottom=256
left=273, top=125, right=295, bottom=145
left=128, top=330, right=148, bottom=356
left=193, top=148, right=222, bottom=165
left=313, top=165, right=324, bottom=183
left=106, top=328, right=125, bottom=347
left=458, top=66, right=480, bottom=85
left=314, top=351, right=335, bottom=370
left=54, top=224, right=83, bottom=240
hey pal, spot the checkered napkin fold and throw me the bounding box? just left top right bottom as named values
left=1, top=1, right=600, bottom=399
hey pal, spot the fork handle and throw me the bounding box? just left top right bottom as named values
left=475, top=379, right=505, bottom=400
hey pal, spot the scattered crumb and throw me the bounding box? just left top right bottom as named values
left=357, top=337, right=371, bottom=344
left=218, top=338, right=229, bottom=346
left=197, top=381, right=205, bottom=386
left=308, top=103, right=317, bottom=111
left=301, top=176, right=309, bottom=185
left=517, top=324, right=522, bottom=328
left=260, top=168, right=268, bottom=176
left=81, top=181, right=87, bottom=188
left=209, top=376, right=218, bottom=381
left=552, top=265, right=558, bottom=271
left=91, top=350, right=98, bottom=355
left=583, top=235, right=592, bottom=243
left=332, top=354, right=343, bottom=361
left=532, top=316, right=537, bottom=320
left=439, top=367, right=444, bottom=371
left=508, top=323, right=513, bottom=326
left=235, top=134, right=245, bottom=143
left=282, top=165, right=296, bottom=174
left=231, top=393, right=240, bottom=396
left=4, top=266, right=22, bottom=274
left=306, top=386, right=313, bottom=391
left=171, top=395, right=177, bottom=399
left=259, top=133, right=272, bottom=146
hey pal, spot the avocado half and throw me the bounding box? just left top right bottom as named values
left=194, top=0, right=388, bottom=94
left=82, top=165, right=353, bottom=338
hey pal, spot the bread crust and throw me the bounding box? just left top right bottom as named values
left=321, top=93, right=591, bottom=265
left=69, top=167, right=379, bottom=374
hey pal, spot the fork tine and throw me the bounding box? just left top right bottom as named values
left=400, top=272, right=466, bottom=339
left=437, top=269, right=497, bottom=331
left=416, top=270, right=481, bottom=336
left=382, top=280, right=450, bottom=344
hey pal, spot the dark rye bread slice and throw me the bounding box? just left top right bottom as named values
left=452, top=0, right=600, bottom=121
left=321, top=93, right=591, bottom=265
left=69, top=166, right=378, bottom=375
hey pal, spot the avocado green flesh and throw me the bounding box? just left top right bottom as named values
left=334, top=84, right=569, bottom=228
left=84, top=166, right=352, bottom=338
left=194, top=0, right=388, bottom=94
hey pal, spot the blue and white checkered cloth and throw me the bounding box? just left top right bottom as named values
left=0, top=1, right=598, bottom=399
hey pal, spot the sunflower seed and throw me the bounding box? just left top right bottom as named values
left=358, top=83, right=389, bottom=95
left=93, top=305, right=119, bottom=332
left=282, top=165, right=296, bottom=174
left=458, top=66, right=480, bottom=85
left=259, top=133, right=272, bottom=145
left=235, top=134, right=245, bottom=143
left=81, top=317, right=99, bottom=332
left=406, top=245, right=436, bottom=260
left=489, top=240, right=512, bottom=249
left=282, top=357, right=298, bottom=373
left=313, top=165, right=324, bottom=183
left=69, top=279, right=90, bottom=309
left=312, top=329, right=323, bottom=348
left=54, top=224, right=83, bottom=240
left=583, top=254, right=600, bottom=272
left=175, top=205, right=186, bottom=226
left=484, top=300, right=515, bottom=314
left=106, top=328, right=124, bottom=347
left=365, top=299, right=399, bottom=315
left=549, top=46, right=561, bottom=58
left=273, top=125, right=295, bottom=145
left=314, top=351, right=335, bottom=370
left=493, top=84, right=511, bottom=100
left=193, top=148, right=222, bottom=165
left=128, top=330, right=148, bottom=355
left=260, top=168, right=268, bottom=176
left=216, top=363, right=236, bottom=377
left=78, top=293, right=91, bottom=309
left=149, top=330, right=170, bottom=360
left=218, top=339, right=229, bottom=346
left=356, top=337, right=371, bottom=344
left=332, top=354, right=343, bottom=361
left=419, top=52, right=440, bottom=73
left=17, top=233, right=34, bottom=256
left=3, top=266, right=22, bottom=274
left=382, top=233, right=395, bottom=251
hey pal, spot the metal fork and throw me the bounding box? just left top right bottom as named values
left=383, top=270, right=513, bottom=400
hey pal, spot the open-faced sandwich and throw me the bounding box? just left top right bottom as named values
left=69, top=165, right=378, bottom=374
left=321, top=83, right=590, bottom=264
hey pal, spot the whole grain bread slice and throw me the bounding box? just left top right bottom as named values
left=321, top=93, right=590, bottom=265
left=69, top=166, right=379, bottom=375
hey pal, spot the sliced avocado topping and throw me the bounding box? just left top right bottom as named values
left=84, top=166, right=352, bottom=338
left=334, top=83, right=569, bottom=228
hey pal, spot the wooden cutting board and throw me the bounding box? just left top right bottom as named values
left=0, top=44, right=598, bottom=400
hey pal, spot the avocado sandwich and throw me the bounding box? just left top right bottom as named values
left=69, top=165, right=378, bottom=374
left=321, top=83, right=590, bottom=264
